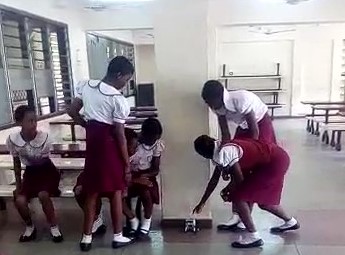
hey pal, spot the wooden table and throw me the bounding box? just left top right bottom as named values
left=130, top=106, right=157, bottom=112
left=129, top=111, right=158, bottom=118
left=311, top=105, right=345, bottom=124
left=0, top=155, right=85, bottom=171
left=301, top=100, right=345, bottom=106
left=50, top=120, right=77, bottom=142
left=0, top=143, right=87, bottom=158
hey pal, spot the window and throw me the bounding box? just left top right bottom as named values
left=0, top=6, right=73, bottom=128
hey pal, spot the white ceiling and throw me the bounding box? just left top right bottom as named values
left=53, top=0, right=155, bottom=10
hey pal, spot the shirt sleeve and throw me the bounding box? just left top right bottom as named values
left=6, top=136, right=18, bottom=157
left=153, top=140, right=165, bottom=157
left=233, top=91, right=254, bottom=115
left=112, top=95, right=130, bottom=124
left=217, top=145, right=241, bottom=168
left=75, top=80, right=87, bottom=99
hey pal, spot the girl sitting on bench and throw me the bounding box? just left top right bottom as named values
left=6, top=105, right=63, bottom=243
left=122, top=118, right=164, bottom=237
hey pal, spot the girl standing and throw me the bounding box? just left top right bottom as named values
left=68, top=56, right=134, bottom=251
left=6, top=105, right=63, bottom=243
left=202, top=80, right=277, bottom=230
left=193, top=135, right=299, bottom=248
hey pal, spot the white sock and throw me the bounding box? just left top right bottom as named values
left=81, top=234, right=92, bottom=244
left=91, top=215, right=104, bottom=233
left=23, top=225, right=35, bottom=237
left=237, top=231, right=261, bottom=245
left=50, top=226, right=62, bottom=237
left=130, top=217, right=139, bottom=230
left=113, top=232, right=132, bottom=243
left=141, top=217, right=152, bottom=232
left=277, top=217, right=298, bottom=229
left=237, top=222, right=246, bottom=229
left=222, top=213, right=241, bottom=226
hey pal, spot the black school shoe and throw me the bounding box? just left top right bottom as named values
left=52, top=233, right=64, bottom=243
left=80, top=242, right=92, bottom=252
left=231, top=239, right=264, bottom=249
left=112, top=238, right=135, bottom=249
left=270, top=222, right=300, bottom=234
left=19, top=228, right=37, bottom=242
left=217, top=223, right=244, bottom=232
left=92, top=224, right=107, bottom=237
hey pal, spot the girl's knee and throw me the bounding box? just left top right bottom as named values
left=258, top=204, right=270, bottom=211
left=38, top=191, right=50, bottom=201
left=15, top=195, right=28, bottom=206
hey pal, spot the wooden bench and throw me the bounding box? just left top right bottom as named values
left=321, top=123, right=345, bottom=151
left=0, top=185, right=75, bottom=198
left=130, top=106, right=157, bottom=112
left=267, top=104, right=284, bottom=119
left=305, top=116, right=345, bottom=136
left=129, top=111, right=158, bottom=118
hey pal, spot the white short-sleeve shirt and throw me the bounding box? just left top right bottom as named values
left=212, top=141, right=243, bottom=168
left=75, top=80, right=130, bottom=125
left=130, top=140, right=165, bottom=172
left=213, top=90, right=268, bottom=129
left=6, top=131, right=51, bottom=166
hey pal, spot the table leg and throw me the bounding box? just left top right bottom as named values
left=315, top=123, right=320, bottom=136
left=325, top=110, right=329, bottom=124
left=71, top=124, right=76, bottom=142
left=331, top=131, right=336, bottom=147
left=336, top=131, right=342, bottom=151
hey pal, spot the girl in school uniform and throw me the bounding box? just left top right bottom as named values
left=193, top=135, right=299, bottom=248
left=73, top=128, right=140, bottom=238
left=68, top=56, right=134, bottom=251
left=201, top=80, right=277, bottom=230
left=123, top=118, right=164, bottom=237
left=6, top=105, right=63, bottom=243
left=201, top=80, right=276, bottom=143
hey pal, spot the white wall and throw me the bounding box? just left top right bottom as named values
left=0, top=0, right=89, bottom=83
left=135, top=45, right=156, bottom=84
left=217, top=24, right=345, bottom=115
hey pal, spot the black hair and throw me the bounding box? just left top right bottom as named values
left=14, top=105, right=35, bottom=122
left=125, top=127, right=138, bottom=141
left=194, top=135, right=216, bottom=159
left=201, top=80, right=224, bottom=101
left=106, top=56, right=134, bottom=78
left=141, top=118, right=163, bottom=138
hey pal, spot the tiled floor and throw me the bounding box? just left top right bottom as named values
left=1, top=118, right=345, bottom=254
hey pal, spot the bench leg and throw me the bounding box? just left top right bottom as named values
left=322, top=131, right=329, bottom=144
left=306, top=119, right=310, bottom=132
left=0, top=198, right=6, bottom=211
left=315, top=123, right=320, bottom=136
left=311, top=121, right=315, bottom=134
left=71, top=124, right=76, bottom=142
left=331, top=131, right=336, bottom=147
left=336, top=131, right=342, bottom=151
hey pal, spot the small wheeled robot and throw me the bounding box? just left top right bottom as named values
left=184, top=218, right=199, bottom=233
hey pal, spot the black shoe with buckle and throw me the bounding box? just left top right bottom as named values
left=19, top=228, right=37, bottom=243
left=231, top=239, right=264, bottom=249
left=92, top=224, right=107, bottom=237
left=112, top=238, right=134, bottom=249
left=270, top=222, right=300, bottom=234
left=80, top=242, right=92, bottom=252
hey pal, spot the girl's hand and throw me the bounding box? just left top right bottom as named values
left=136, top=177, right=153, bottom=187
left=193, top=203, right=205, bottom=214
left=125, top=170, right=132, bottom=185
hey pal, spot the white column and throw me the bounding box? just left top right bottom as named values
left=154, top=0, right=212, bottom=225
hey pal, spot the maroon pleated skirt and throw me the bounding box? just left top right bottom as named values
left=222, top=146, right=290, bottom=205
left=235, top=113, right=277, bottom=144
left=127, top=176, right=160, bottom=205
left=19, top=159, right=61, bottom=199
left=82, top=120, right=125, bottom=194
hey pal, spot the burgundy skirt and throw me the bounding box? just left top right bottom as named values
left=235, top=113, right=277, bottom=144
left=127, top=176, right=160, bottom=205
left=222, top=146, right=290, bottom=205
left=83, top=120, right=125, bottom=194
left=20, top=159, right=61, bottom=199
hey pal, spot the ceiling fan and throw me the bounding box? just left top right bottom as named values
left=249, top=26, right=296, bottom=35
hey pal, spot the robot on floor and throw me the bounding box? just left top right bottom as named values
left=184, top=218, right=199, bottom=233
